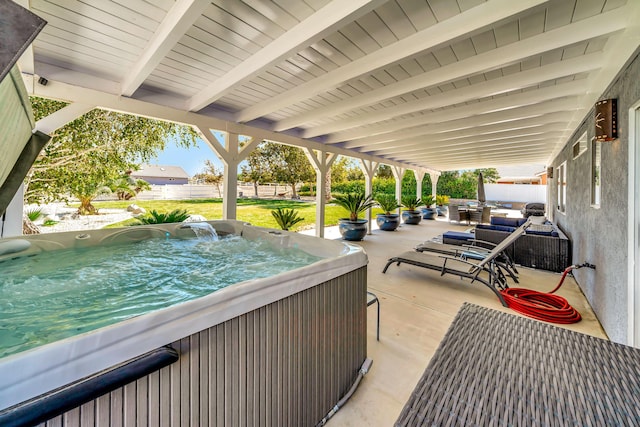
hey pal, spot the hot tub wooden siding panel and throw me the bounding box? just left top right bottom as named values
left=37, top=267, right=367, bottom=427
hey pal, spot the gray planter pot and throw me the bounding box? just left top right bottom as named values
left=376, top=213, right=400, bottom=231
left=402, top=210, right=422, bottom=225
left=338, top=219, right=368, bottom=241
left=421, top=207, right=437, bottom=220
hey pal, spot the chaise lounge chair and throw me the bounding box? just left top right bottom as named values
left=383, top=219, right=531, bottom=306
left=415, top=239, right=520, bottom=284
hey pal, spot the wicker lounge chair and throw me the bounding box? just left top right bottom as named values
left=383, top=219, right=530, bottom=305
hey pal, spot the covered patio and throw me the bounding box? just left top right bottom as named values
left=2, top=0, right=640, bottom=424
left=326, top=218, right=606, bottom=425
left=7, top=0, right=639, bottom=241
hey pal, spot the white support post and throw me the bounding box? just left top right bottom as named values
left=196, top=125, right=259, bottom=220
left=1, top=184, right=25, bottom=237
left=222, top=135, right=239, bottom=220
left=392, top=166, right=405, bottom=216
left=415, top=170, right=426, bottom=201
left=305, top=149, right=336, bottom=238
left=359, top=159, right=378, bottom=235
left=430, top=172, right=440, bottom=200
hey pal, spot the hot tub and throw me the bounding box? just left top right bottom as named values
left=0, top=221, right=368, bottom=426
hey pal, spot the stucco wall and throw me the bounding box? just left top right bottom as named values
left=549, top=49, right=640, bottom=344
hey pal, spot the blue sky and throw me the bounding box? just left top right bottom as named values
left=149, top=136, right=544, bottom=178
left=149, top=137, right=224, bottom=176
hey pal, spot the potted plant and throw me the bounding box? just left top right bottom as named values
left=332, top=192, right=376, bottom=241
left=436, top=194, right=450, bottom=216
left=271, top=207, right=305, bottom=231
left=401, top=195, right=423, bottom=225
left=420, top=195, right=437, bottom=220
left=374, top=193, right=400, bottom=231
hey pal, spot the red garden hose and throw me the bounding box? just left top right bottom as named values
left=499, top=263, right=595, bottom=324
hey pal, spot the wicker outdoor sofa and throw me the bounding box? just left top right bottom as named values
left=474, top=217, right=570, bottom=272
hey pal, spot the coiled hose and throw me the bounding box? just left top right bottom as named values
left=499, top=263, right=595, bottom=324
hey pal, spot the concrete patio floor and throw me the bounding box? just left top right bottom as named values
left=321, top=217, right=608, bottom=426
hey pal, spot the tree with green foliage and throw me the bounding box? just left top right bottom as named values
left=435, top=168, right=500, bottom=199
left=272, top=144, right=314, bottom=198
left=401, top=170, right=416, bottom=196
left=436, top=171, right=475, bottom=199
left=193, top=159, right=224, bottom=196
left=376, top=164, right=393, bottom=179
left=474, top=168, right=500, bottom=183
left=331, top=156, right=364, bottom=183
left=27, top=97, right=199, bottom=214
left=245, top=142, right=314, bottom=198
left=241, top=141, right=276, bottom=196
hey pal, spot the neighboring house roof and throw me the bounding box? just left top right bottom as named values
left=131, top=165, right=189, bottom=180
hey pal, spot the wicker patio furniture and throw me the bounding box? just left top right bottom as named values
left=396, top=303, right=640, bottom=426
left=469, top=206, right=491, bottom=224
left=447, top=205, right=469, bottom=224
left=475, top=222, right=570, bottom=272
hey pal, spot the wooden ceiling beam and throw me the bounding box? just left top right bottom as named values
left=187, top=0, right=386, bottom=112
left=121, top=0, right=210, bottom=97
left=236, top=0, right=547, bottom=124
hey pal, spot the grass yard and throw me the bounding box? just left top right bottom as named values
left=90, top=198, right=384, bottom=231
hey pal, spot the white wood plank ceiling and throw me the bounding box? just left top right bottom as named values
left=21, top=0, right=640, bottom=171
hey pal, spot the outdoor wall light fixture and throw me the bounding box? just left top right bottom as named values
left=594, top=98, right=617, bottom=141
left=37, top=76, right=48, bottom=86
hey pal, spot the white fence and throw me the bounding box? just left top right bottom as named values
left=484, top=184, right=547, bottom=204
left=132, top=184, right=294, bottom=200
left=121, top=183, right=546, bottom=204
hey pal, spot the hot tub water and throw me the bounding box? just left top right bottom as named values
left=0, top=232, right=320, bottom=358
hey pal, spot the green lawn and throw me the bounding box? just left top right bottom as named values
left=90, top=199, right=384, bottom=231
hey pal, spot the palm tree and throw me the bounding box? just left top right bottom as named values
left=110, top=175, right=151, bottom=200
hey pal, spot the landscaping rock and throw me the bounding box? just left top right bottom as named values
left=127, top=204, right=146, bottom=214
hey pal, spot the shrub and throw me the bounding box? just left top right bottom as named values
left=372, top=178, right=395, bottom=195
left=136, top=209, right=190, bottom=224
left=331, top=180, right=365, bottom=194
left=271, top=207, right=305, bottom=231
left=25, top=207, right=43, bottom=221
left=436, top=194, right=450, bottom=206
